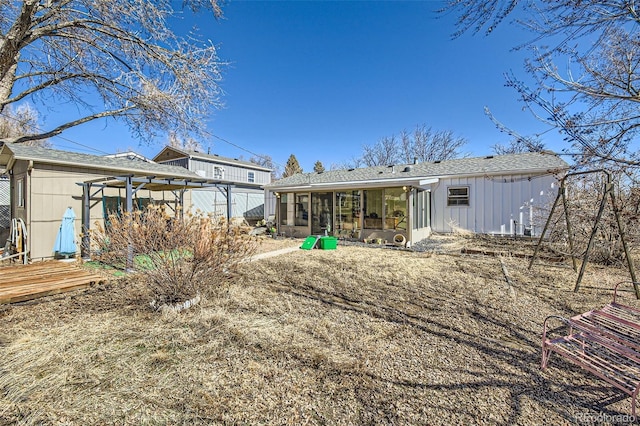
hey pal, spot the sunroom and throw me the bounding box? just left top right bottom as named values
left=270, top=178, right=435, bottom=247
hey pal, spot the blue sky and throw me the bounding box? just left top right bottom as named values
left=49, top=1, right=563, bottom=172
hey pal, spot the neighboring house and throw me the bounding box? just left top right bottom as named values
left=153, top=146, right=271, bottom=223
left=264, top=152, right=569, bottom=245
left=0, top=144, right=230, bottom=261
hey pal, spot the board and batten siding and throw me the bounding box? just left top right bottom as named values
left=191, top=188, right=265, bottom=220
left=189, top=158, right=270, bottom=185
left=429, top=173, right=558, bottom=235
left=24, top=163, right=192, bottom=260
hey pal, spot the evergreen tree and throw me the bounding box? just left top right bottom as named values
left=283, top=154, right=303, bottom=177
left=313, top=160, right=325, bottom=173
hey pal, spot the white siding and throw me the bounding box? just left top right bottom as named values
left=189, top=158, right=271, bottom=184
left=430, top=173, right=557, bottom=235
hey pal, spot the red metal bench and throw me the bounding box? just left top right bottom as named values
left=542, top=282, right=640, bottom=416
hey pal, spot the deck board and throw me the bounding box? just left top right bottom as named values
left=0, top=261, right=105, bottom=304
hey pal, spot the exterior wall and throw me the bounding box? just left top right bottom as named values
left=0, top=175, right=9, bottom=244
left=188, top=158, right=271, bottom=185
left=263, top=190, right=277, bottom=221
left=160, top=158, right=189, bottom=169
left=157, top=155, right=271, bottom=222
left=409, top=190, right=431, bottom=244
left=27, top=164, right=112, bottom=260
left=191, top=187, right=265, bottom=222
left=429, top=173, right=557, bottom=235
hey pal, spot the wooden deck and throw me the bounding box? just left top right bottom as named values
left=0, top=261, right=105, bottom=304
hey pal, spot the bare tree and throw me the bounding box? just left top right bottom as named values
left=250, top=154, right=279, bottom=181
left=400, top=125, right=466, bottom=163
left=0, top=1, right=223, bottom=145
left=330, top=156, right=363, bottom=171
left=358, top=125, right=466, bottom=167
left=445, top=0, right=640, bottom=168
left=167, top=131, right=203, bottom=152
left=487, top=108, right=545, bottom=154
left=361, top=136, right=400, bottom=166
left=0, top=103, right=50, bottom=146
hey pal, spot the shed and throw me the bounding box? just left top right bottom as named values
left=0, top=144, right=242, bottom=261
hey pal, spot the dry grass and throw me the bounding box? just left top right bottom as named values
left=0, top=235, right=638, bottom=425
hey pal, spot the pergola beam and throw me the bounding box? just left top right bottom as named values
left=78, top=173, right=238, bottom=264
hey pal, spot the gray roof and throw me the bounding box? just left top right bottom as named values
left=153, top=146, right=272, bottom=172
left=266, top=152, right=568, bottom=190
left=0, top=143, right=203, bottom=180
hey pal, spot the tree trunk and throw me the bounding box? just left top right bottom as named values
left=0, top=1, right=39, bottom=111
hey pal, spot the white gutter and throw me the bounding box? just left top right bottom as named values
left=416, top=178, right=439, bottom=189
left=268, top=166, right=566, bottom=192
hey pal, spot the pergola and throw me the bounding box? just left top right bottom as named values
left=78, top=173, right=257, bottom=265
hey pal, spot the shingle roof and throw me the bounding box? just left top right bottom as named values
left=0, top=143, right=201, bottom=179
left=266, top=152, right=568, bottom=190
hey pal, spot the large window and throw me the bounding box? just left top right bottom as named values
left=363, top=189, right=383, bottom=229
left=384, top=188, right=407, bottom=230
left=413, top=189, right=431, bottom=230
left=294, top=193, right=309, bottom=226
left=335, top=191, right=360, bottom=235
left=447, top=186, right=469, bottom=206
left=311, top=192, right=333, bottom=235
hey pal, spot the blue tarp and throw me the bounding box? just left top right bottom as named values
left=53, top=207, right=77, bottom=256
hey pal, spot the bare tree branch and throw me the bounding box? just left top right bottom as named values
left=445, top=0, right=640, bottom=168
left=0, top=0, right=224, bottom=144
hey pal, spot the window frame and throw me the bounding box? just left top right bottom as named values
left=447, top=186, right=469, bottom=207
left=213, top=166, right=224, bottom=180
left=16, top=177, right=24, bottom=208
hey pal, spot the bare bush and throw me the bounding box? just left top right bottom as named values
left=90, top=206, right=257, bottom=306
left=544, top=172, right=640, bottom=266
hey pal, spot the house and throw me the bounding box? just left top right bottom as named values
left=153, top=146, right=272, bottom=223
left=0, top=143, right=241, bottom=261
left=264, top=152, right=569, bottom=245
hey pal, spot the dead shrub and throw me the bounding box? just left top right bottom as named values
left=90, top=206, right=257, bottom=306
left=544, top=172, right=640, bottom=266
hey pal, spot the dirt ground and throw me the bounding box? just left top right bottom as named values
left=0, top=234, right=638, bottom=425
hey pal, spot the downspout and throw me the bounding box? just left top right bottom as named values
left=407, top=188, right=413, bottom=246
left=27, top=160, right=33, bottom=260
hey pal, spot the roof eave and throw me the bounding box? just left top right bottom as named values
left=12, top=154, right=198, bottom=180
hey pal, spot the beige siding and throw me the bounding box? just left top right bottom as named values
left=22, top=164, right=195, bottom=260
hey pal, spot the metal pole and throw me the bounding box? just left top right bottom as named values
left=125, top=176, right=133, bottom=271
left=574, top=179, right=609, bottom=292
left=226, top=184, right=232, bottom=223
left=560, top=183, right=578, bottom=272
left=81, top=183, right=91, bottom=260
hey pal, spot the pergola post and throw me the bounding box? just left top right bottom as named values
left=226, top=184, right=232, bottom=223
left=81, top=183, right=91, bottom=260
left=125, top=176, right=134, bottom=271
